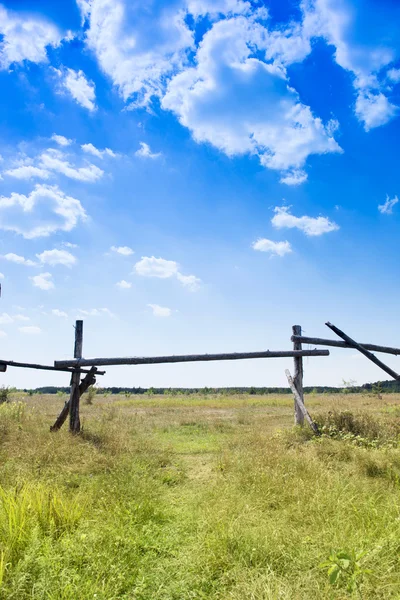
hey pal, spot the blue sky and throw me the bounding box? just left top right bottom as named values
left=0, top=0, right=399, bottom=389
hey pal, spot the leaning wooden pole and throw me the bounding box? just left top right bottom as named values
left=292, top=325, right=304, bottom=426
left=325, top=322, right=400, bottom=381
left=285, top=369, right=320, bottom=436
left=69, top=320, right=83, bottom=433
left=51, top=366, right=97, bottom=432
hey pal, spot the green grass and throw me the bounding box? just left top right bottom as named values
left=0, top=391, right=400, bottom=598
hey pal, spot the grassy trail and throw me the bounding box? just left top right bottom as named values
left=1, top=392, right=400, bottom=598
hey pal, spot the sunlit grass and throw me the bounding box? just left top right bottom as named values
left=0, top=391, right=399, bottom=598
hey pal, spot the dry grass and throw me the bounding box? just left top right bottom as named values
left=0, top=390, right=400, bottom=598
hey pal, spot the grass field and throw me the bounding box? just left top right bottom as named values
left=1, top=390, right=400, bottom=599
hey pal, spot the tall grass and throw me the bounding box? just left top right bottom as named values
left=0, top=392, right=399, bottom=598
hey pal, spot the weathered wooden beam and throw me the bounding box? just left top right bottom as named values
left=0, top=359, right=104, bottom=375
left=292, top=325, right=304, bottom=426
left=325, top=322, right=400, bottom=381
left=285, top=369, right=320, bottom=436
left=51, top=367, right=97, bottom=432
left=69, top=320, right=83, bottom=433
left=55, top=348, right=330, bottom=369
left=291, top=335, right=400, bottom=356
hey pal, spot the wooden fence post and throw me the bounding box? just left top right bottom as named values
left=69, top=320, right=83, bottom=433
left=292, top=325, right=304, bottom=426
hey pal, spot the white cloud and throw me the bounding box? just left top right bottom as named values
left=52, top=309, right=68, bottom=317
left=51, top=134, right=72, bottom=147
left=387, top=68, right=400, bottom=83
left=0, top=4, right=62, bottom=69
left=162, top=16, right=341, bottom=179
left=272, top=206, right=339, bottom=236
left=111, top=245, right=134, bottom=256
left=62, top=241, right=78, bottom=248
left=0, top=330, right=6, bottom=338
left=0, top=312, right=30, bottom=325
left=82, top=0, right=193, bottom=108
left=30, top=272, right=54, bottom=290
left=116, top=279, right=132, bottom=289
left=279, top=170, right=308, bottom=186
left=1, top=253, right=36, bottom=266
left=134, top=256, right=179, bottom=279
left=135, top=142, right=161, bottom=159
left=134, top=256, right=201, bottom=291
left=378, top=194, right=398, bottom=215
left=55, top=67, right=97, bottom=112
left=252, top=239, right=292, bottom=256
left=77, top=307, right=116, bottom=318
left=37, top=249, right=77, bottom=268
left=4, top=165, right=50, bottom=180
left=81, top=143, right=116, bottom=158
left=0, top=184, right=87, bottom=238
left=19, top=326, right=41, bottom=335
left=0, top=313, right=13, bottom=325
left=13, top=314, right=30, bottom=322
left=355, top=91, right=398, bottom=131
left=148, top=304, right=172, bottom=317
left=176, top=272, right=201, bottom=292
left=0, top=273, right=4, bottom=279
left=40, top=149, right=104, bottom=182
left=303, top=0, right=400, bottom=130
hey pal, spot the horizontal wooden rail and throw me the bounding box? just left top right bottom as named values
left=0, top=359, right=105, bottom=375
left=55, top=349, right=329, bottom=369
left=291, top=335, right=400, bottom=356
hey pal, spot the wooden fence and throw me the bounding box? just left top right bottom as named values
left=1, top=320, right=399, bottom=435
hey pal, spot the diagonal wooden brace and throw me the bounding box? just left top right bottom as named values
left=325, top=322, right=400, bottom=381
left=50, top=367, right=97, bottom=432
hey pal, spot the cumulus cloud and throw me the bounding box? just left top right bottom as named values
left=148, top=304, right=172, bottom=317
left=378, top=194, right=398, bottom=215
left=0, top=184, right=87, bottom=238
left=51, top=134, right=72, bottom=146
left=279, top=170, right=308, bottom=186
left=0, top=312, right=30, bottom=325
left=355, top=91, right=398, bottom=131
left=176, top=272, right=201, bottom=292
left=162, top=16, right=341, bottom=178
left=52, top=309, right=68, bottom=317
left=1, top=253, right=36, bottom=266
left=111, top=245, right=134, bottom=256
left=77, top=307, right=116, bottom=318
left=134, top=256, right=201, bottom=290
left=54, top=67, right=97, bottom=111
left=19, top=326, right=41, bottom=334
left=81, top=0, right=193, bottom=107
left=30, top=272, right=54, bottom=290
left=0, top=313, right=13, bottom=325
left=39, top=149, right=104, bottom=182
left=0, top=273, right=4, bottom=279
left=135, top=142, right=161, bottom=159
left=4, top=165, right=50, bottom=180
left=116, top=280, right=132, bottom=289
left=303, top=0, right=400, bottom=130
left=387, top=68, right=400, bottom=83
left=0, top=4, right=62, bottom=69
left=252, top=239, right=292, bottom=256
left=81, top=143, right=116, bottom=158
left=272, top=206, right=339, bottom=236
left=37, top=249, right=77, bottom=268
left=135, top=256, right=179, bottom=279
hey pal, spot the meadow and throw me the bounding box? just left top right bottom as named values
left=1, top=389, right=400, bottom=599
